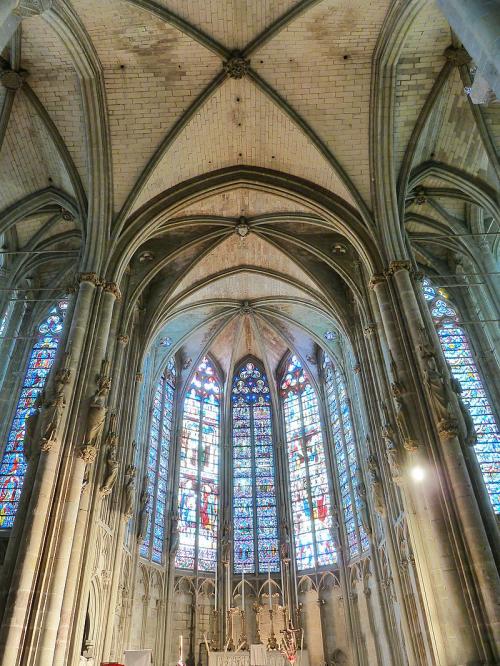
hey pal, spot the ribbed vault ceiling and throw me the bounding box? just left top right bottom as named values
left=0, top=0, right=499, bottom=367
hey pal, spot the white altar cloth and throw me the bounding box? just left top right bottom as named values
left=124, top=648, right=152, bottom=666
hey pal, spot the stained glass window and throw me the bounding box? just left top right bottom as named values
left=0, top=310, right=8, bottom=337
left=423, top=278, right=500, bottom=512
left=0, top=301, right=68, bottom=528
left=232, top=360, right=280, bottom=574
left=323, top=354, right=369, bottom=557
left=176, top=357, right=220, bottom=572
left=281, top=355, right=336, bottom=571
left=140, top=358, right=176, bottom=563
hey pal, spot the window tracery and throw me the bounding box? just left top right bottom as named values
left=323, top=354, right=369, bottom=557
left=423, top=278, right=499, bottom=512
left=140, top=357, right=176, bottom=563
left=0, top=301, right=67, bottom=527
left=175, top=357, right=220, bottom=572
left=281, top=354, right=336, bottom=571
left=232, top=359, right=280, bottom=573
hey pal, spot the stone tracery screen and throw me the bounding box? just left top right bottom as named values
left=281, top=355, right=336, bottom=571
left=176, top=357, right=220, bottom=572
left=0, top=300, right=67, bottom=527
left=323, top=355, right=369, bottom=558
left=140, top=357, right=176, bottom=563
left=423, top=278, right=500, bottom=512
left=232, top=359, right=280, bottom=574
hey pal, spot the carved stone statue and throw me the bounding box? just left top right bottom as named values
left=355, top=474, right=372, bottom=536
left=367, top=455, right=385, bottom=517
left=23, top=392, right=43, bottom=461
left=389, top=353, right=417, bottom=451
left=449, top=368, right=477, bottom=446
left=221, top=518, right=231, bottom=563
left=137, top=474, right=150, bottom=541
left=100, top=414, right=119, bottom=496
left=122, top=464, right=136, bottom=519
left=80, top=360, right=111, bottom=463
left=169, top=511, right=180, bottom=555
left=40, top=391, right=66, bottom=452
left=380, top=403, right=402, bottom=485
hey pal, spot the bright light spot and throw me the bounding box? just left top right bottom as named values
left=410, top=466, right=425, bottom=483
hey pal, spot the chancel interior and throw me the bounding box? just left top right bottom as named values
left=0, top=1, right=499, bottom=665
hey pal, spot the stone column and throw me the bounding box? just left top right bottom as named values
left=371, top=265, right=499, bottom=664
left=34, top=281, right=120, bottom=666
left=0, top=273, right=98, bottom=666
left=391, top=263, right=500, bottom=655
left=436, top=0, right=500, bottom=98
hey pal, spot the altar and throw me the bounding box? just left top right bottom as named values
left=208, top=648, right=309, bottom=666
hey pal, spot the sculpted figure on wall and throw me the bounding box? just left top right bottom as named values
left=137, top=473, right=150, bottom=542
left=100, top=413, right=119, bottom=495
left=123, top=464, right=136, bottom=519
left=80, top=360, right=111, bottom=463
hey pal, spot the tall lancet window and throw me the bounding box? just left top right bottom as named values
left=176, top=357, right=220, bottom=572
left=281, top=355, right=336, bottom=571
left=0, top=301, right=67, bottom=527
left=423, top=278, right=500, bottom=512
left=140, top=358, right=176, bottom=563
left=232, top=360, right=280, bottom=573
left=323, top=354, right=369, bottom=558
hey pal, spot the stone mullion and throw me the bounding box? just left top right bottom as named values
left=392, top=264, right=500, bottom=661
left=0, top=274, right=99, bottom=666
left=373, top=266, right=495, bottom=664
left=0, top=297, right=24, bottom=399
left=275, top=386, right=300, bottom=626
left=317, top=360, right=360, bottom=666
left=161, top=367, right=186, bottom=666
left=32, top=280, right=119, bottom=666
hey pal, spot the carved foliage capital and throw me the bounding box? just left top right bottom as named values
left=0, top=69, right=26, bottom=91
left=385, top=260, right=411, bottom=277
left=103, top=282, right=122, bottom=301
left=437, top=417, right=459, bottom=440
left=117, top=334, right=129, bottom=346
left=363, top=323, right=377, bottom=337
left=78, top=272, right=102, bottom=287
left=368, top=273, right=385, bottom=290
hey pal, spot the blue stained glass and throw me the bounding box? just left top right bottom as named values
left=281, top=355, right=336, bottom=571
left=0, top=302, right=67, bottom=528
left=140, top=358, right=176, bottom=563
left=176, top=358, right=220, bottom=572
left=232, top=360, right=279, bottom=573
left=423, top=278, right=500, bottom=512
left=324, top=355, right=368, bottom=558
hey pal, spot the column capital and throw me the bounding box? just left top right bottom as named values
left=78, top=272, right=102, bottom=287
left=103, top=282, right=122, bottom=301
left=368, top=273, right=386, bottom=289
left=385, top=260, right=411, bottom=277
left=117, top=334, right=129, bottom=346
